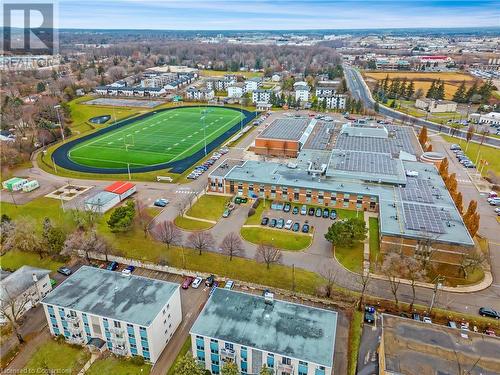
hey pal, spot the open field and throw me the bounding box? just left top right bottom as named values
left=363, top=71, right=478, bottom=100
left=185, top=194, right=230, bottom=221
left=67, top=106, right=245, bottom=169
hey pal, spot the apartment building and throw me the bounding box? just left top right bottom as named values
left=318, top=94, right=347, bottom=109
left=41, top=266, right=182, bottom=363
left=244, top=77, right=262, bottom=92
left=252, top=89, right=272, bottom=104
left=295, top=84, right=310, bottom=103
left=227, top=83, right=245, bottom=98
left=190, top=288, right=338, bottom=375
left=186, top=87, right=215, bottom=101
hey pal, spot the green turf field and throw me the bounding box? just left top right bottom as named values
left=68, top=107, right=244, bottom=168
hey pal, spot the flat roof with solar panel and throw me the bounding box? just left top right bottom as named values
left=258, top=118, right=310, bottom=141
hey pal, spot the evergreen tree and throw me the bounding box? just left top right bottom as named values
left=406, top=81, right=415, bottom=99
left=452, top=81, right=467, bottom=103
left=426, top=80, right=436, bottom=98
left=465, top=82, right=478, bottom=102
left=382, top=75, right=390, bottom=92
left=399, top=78, right=408, bottom=97
left=478, top=79, right=495, bottom=103
left=435, top=80, right=445, bottom=100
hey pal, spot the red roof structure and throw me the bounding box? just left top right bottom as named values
left=104, top=181, right=135, bottom=195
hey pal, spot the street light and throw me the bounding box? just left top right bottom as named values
left=54, top=105, right=65, bottom=142
left=200, top=108, right=213, bottom=156
left=429, top=275, right=444, bottom=312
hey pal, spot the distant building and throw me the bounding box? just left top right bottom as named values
left=244, top=77, right=262, bottom=92
left=190, top=288, right=337, bottom=375
left=206, top=75, right=237, bottom=91
left=374, top=57, right=410, bottom=70
left=227, top=83, right=245, bottom=98
left=416, top=55, right=454, bottom=69
left=271, top=73, right=281, bottom=82
left=415, top=98, right=457, bottom=113
left=186, top=87, right=215, bottom=101
left=318, top=94, right=347, bottom=109
left=94, top=86, right=165, bottom=97
left=295, top=85, right=310, bottom=103
left=468, top=111, right=500, bottom=126
left=252, top=89, right=272, bottom=104
left=1, top=266, right=52, bottom=322
left=42, top=266, right=182, bottom=363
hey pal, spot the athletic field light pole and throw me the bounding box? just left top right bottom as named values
left=200, top=108, right=213, bottom=156
left=54, top=105, right=65, bottom=142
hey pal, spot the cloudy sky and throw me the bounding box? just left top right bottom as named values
left=52, top=0, right=500, bottom=29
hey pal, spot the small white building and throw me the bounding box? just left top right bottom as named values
left=1, top=266, right=52, bottom=323
left=252, top=89, right=272, bottom=104
left=42, top=266, right=182, bottom=363
left=469, top=112, right=500, bottom=127
left=415, top=98, right=457, bottom=113
left=295, top=84, right=310, bottom=103
left=84, top=191, right=120, bottom=213
left=227, top=83, right=245, bottom=98
left=191, top=288, right=337, bottom=375
left=244, top=77, right=262, bottom=92
left=104, top=181, right=136, bottom=201
left=271, top=73, right=281, bottom=82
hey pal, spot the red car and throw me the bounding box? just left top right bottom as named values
left=182, top=276, right=194, bottom=289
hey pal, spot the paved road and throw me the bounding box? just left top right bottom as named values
left=343, top=65, right=500, bottom=148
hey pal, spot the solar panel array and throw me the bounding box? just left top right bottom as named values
left=331, top=151, right=397, bottom=175
left=399, top=179, right=436, bottom=204
left=403, top=203, right=446, bottom=234
left=259, top=118, right=310, bottom=140
left=335, top=125, right=415, bottom=154
left=303, top=122, right=336, bottom=150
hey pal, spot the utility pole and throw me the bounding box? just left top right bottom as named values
left=127, top=163, right=131, bottom=180
left=429, top=275, right=443, bottom=312
left=292, top=264, right=296, bottom=294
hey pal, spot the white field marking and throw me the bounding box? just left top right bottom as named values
left=118, top=138, right=123, bottom=141
left=107, top=142, right=113, bottom=144
left=188, top=134, right=193, bottom=138
left=169, top=112, right=242, bottom=163
left=135, top=130, right=139, bottom=133
left=174, top=143, right=179, bottom=146
left=181, top=138, right=186, bottom=142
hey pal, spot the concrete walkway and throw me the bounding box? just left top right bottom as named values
left=3, top=329, right=50, bottom=372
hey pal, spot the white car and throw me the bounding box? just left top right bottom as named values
left=191, top=276, right=203, bottom=289
left=284, top=219, right=293, bottom=230
left=488, top=198, right=500, bottom=206
left=406, top=170, right=419, bottom=177
left=423, top=317, right=432, bottom=324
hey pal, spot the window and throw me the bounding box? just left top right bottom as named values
left=113, top=321, right=121, bottom=328
left=267, top=354, right=274, bottom=368
left=282, top=357, right=291, bottom=365
left=224, top=342, right=234, bottom=351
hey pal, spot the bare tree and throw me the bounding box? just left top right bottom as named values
left=357, top=272, right=371, bottom=311
left=62, top=230, right=110, bottom=263
left=404, top=256, right=426, bottom=311
left=3, top=217, right=42, bottom=258
left=155, top=220, right=183, bottom=249
left=176, top=198, right=189, bottom=217
left=0, top=285, right=31, bottom=344
left=319, top=266, right=338, bottom=298
left=135, top=199, right=153, bottom=238
left=381, top=251, right=405, bottom=309
left=187, top=231, right=215, bottom=255
left=220, top=232, right=244, bottom=261
left=255, top=243, right=282, bottom=270
left=459, top=251, right=486, bottom=278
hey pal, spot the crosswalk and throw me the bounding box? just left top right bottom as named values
left=175, top=189, right=193, bottom=194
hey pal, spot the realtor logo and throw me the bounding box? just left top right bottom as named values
left=3, top=2, right=56, bottom=55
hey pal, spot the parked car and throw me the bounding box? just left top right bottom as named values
left=488, top=198, right=500, bottom=206
left=485, top=328, right=496, bottom=337
left=154, top=198, right=169, bottom=207
left=308, top=207, right=315, bottom=216
left=269, top=218, right=277, bottom=228
left=300, top=205, right=307, bottom=215
left=412, top=313, right=421, bottom=321
left=276, top=218, right=285, bottom=229
left=423, top=316, right=432, bottom=324
left=106, top=261, right=118, bottom=271
left=57, top=267, right=72, bottom=276
left=447, top=321, right=457, bottom=329
left=182, top=276, right=194, bottom=289
left=364, top=306, right=375, bottom=324
left=292, top=206, right=299, bottom=215
left=479, top=307, right=499, bottom=319
left=284, top=219, right=293, bottom=230
left=261, top=217, right=269, bottom=226
left=460, top=322, right=470, bottom=338
left=330, top=209, right=337, bottom=220
left=450, top=144, right=461, bottom=151
left=224, top=280, right=234, bottom=289
left=283, top=202, right=291, bottom=212
left=315, top=208, right=322, bottom=217
left=122, top=265, right=135, bottom=275
left=191, top=276, right=203, bottom=289
left=205, top=274, right=215, bottom=287
left=222, top=209, right=231, bottom=218
left=322, top=208, right=330, bottom=218
left=292, top=222, right=300, bottom=232
left=302, top=223, right=310, bottom=233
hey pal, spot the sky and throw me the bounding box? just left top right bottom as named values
left=11, top=0, right=500, bottom=30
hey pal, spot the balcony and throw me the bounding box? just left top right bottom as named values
left=67, top=333, right=86, bottom=345
left=113, top=345, right=128, bottom=356
left=109, top=326, right=125, bottom=335
left=66, top=315, right=79, bottom=324
left=111, top=335, right=127, bottom=346
left=219, top=348, right=236, bottom=361
left=278, top=363, right=294, bottom=374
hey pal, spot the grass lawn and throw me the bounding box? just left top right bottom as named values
left=86, top=355, right=151, bottom=375
left=174, top=216, right=214, bottom=231
left=23, top=338, right=90, bottom=374
left=185, top=194, right=230, bottom=221
left=334, top=242, right=364, bottom=274
left=244, top=199, right=270, bottom=225
left=240, top=227, right=312, bottom=251
left=348, top=310, right=363, bottom=375
left=166, top=337, right=191, bottom=375
left=441, top=134, right=500, bottom=175
left=369, top=218, right=381, bottom=270
left=0, top=250, right=64, bottom=272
